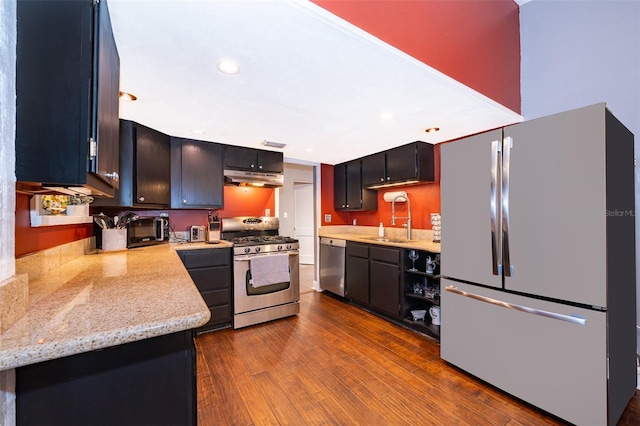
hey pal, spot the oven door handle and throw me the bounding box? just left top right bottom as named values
left=234, top=252, right=298, bottom=262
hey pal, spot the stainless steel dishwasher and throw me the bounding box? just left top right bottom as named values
left=319, top=237, right=346, bottom=297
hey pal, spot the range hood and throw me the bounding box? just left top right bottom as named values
left=223, top=169, right=284, bottom=188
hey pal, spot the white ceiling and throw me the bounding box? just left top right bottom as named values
left=109, top=0, right=522, bottom=165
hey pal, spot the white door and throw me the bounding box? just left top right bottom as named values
left=294, top=182, right=314, bottom=264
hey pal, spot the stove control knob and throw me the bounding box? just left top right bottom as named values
left=244, top=247, right=251, bottom=254
left=277, top=245, right=283, bottom=251
left=286, top=244, right=292, bottom=250
left=255, top=246, right=261, bottom=253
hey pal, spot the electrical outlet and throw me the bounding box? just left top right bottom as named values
left=324, top=214, right=331, bottom=223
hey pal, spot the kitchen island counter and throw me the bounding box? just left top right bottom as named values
left=1, top=243, right=214, bottom=371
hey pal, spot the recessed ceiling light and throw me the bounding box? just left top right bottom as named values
left=192, top=129, right=205, bottom=135
left=380, top=111, right=393, bottom=120
left=216, top=60, right=240, bottom=75
left=425, top=127, right=440, bottom=134
left=119, top=91, right=137, bottom=101
left=305, top=148, right=313, bottom=153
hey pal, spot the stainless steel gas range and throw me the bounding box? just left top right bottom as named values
left=221, top=217, right=300, bottom=329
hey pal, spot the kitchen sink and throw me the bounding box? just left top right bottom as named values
left=361, top=236, right=417, bottom=244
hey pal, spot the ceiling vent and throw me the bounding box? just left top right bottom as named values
left=261, top=140, right=286, bottom=149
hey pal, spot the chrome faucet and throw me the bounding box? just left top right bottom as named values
left=390, top=193, right=412, bottom=240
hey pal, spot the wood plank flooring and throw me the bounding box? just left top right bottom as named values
left=195, top=291, right=640, bottom=425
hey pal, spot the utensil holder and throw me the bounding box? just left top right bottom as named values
left=101, top=229, right=127, bottom=251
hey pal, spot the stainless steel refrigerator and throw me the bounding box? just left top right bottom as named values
left=440, top=103, right=636, bottom=425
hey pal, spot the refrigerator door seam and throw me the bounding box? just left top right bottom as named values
left=445, top=285, right=587, bottom=326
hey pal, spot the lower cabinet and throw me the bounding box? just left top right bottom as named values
left=345, top=242, right=441, bottom=340
left=16, top=330, right=196, bottom=426
left=345, top=242, right=369, bottom=304
left=178, top=248, right=232, bottom=332
left=346, top=242, right=402, bottom=319
left=369, top=246, right=401, bottom=318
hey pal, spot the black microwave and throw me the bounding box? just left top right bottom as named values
left=127, top=216, right=170, bottom=248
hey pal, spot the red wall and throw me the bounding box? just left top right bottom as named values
left=15, top=186, right=275, bottom=258
left=15, top=192, right=93, bottom=258
left=321, top=144, right=441, bottom=230
left=311, top=0, right=521, bottom=113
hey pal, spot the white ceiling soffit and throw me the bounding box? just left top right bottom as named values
left=109, top=0, right=522, bottom=165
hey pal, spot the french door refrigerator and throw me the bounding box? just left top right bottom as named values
left=440, top=103, right=636, bottom=425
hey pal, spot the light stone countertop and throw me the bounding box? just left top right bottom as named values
left=318, top=225, right=441, bottom=253
left=0, top=242, right=231, bottom=371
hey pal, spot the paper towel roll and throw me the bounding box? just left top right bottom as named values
left=383, top=191, right=407, bottom=202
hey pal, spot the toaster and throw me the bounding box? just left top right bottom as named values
left=190, top=225, right=206, bottom=242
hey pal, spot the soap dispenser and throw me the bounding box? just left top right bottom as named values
left=378, top=222, right=384, bottom=237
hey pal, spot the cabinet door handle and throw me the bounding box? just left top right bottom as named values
left=138, top=196, right=145, bottom=202
left=183, top=199, right=187, bottom=204
left=258, top=165, right=263, bottom=169
left=387, top=177, right=390, bottom=181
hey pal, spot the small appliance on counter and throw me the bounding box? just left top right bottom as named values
left=190, top=225, right=206, bottom=242
left=126, top=216, right=170, bottom=248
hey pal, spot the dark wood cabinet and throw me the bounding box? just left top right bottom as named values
left=361, top=142, right=435, bottom=188
left=346, top=242, right=369, bottom=304
left=178, top=248, right=232, bottom=332
left=171, top=138, right=224, bottom=209
left=224, top=145, right=283, bottom=173
left=16, top=0, right=120, bottom=197
left=93, top=120, right=171, bottom=208
left=334, top=160, right=377, bottom=211
left=361, top=152, right=386, bottom=187
left=16, top=330, right=196, bottom=426
left=369, top=246, right=401, bottom=318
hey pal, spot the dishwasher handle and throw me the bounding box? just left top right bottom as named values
left=320, top=237, right=346, bottom=248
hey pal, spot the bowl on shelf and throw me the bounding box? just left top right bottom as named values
left=410, top=309, right=427, bottom=321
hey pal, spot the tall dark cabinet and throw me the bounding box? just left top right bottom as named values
left=93, top=120, right=171, bottom=209
left=334, top=160, right=377, bottom=211
left=171, top=138, right=224, bottom=209
left=16, top=0, right=120, bottom=196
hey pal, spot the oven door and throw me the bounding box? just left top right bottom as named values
left=233, top=251, right=300, bottom=315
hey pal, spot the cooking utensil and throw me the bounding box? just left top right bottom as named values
left=94, top=216, right=108, bottom=229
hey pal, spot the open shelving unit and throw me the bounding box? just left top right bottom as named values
left=402, top=250, right=441, bottom=340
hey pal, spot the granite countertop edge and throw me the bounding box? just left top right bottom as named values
left=0, top=242, right=231, bottom=371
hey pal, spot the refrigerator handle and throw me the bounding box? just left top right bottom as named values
left=490, top=140, right=502, bottom=276
left=502, top=136, right=513, bottom=276
left=445, top=285, right=587, bottom=326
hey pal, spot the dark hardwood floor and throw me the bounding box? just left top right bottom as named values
left=196, top=291, right=640, bottom=425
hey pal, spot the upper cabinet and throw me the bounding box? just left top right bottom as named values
left=334, top=160, right=377, bottom=211
left=362, top=142, right=434, bottom=189
left=224, top=146, right=283, bottom=173
left=15, top=0, right=120, bottom=197
left=171, top=138, right=224, bottom=209
left=93, top=120, right=171, bottom=209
